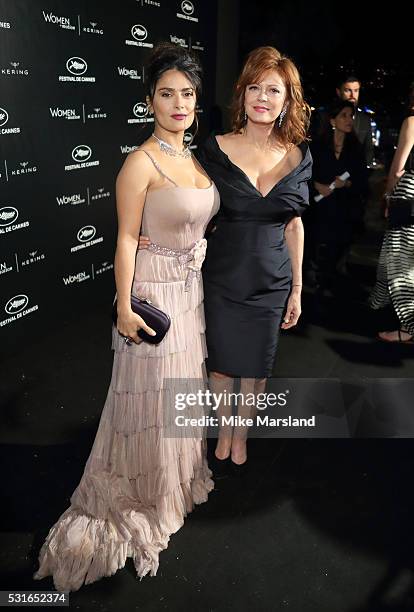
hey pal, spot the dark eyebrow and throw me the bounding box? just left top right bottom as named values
left=157, top=87, right=194, bottom=92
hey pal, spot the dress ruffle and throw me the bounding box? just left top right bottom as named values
left=33, top=262, right=214, bottom=591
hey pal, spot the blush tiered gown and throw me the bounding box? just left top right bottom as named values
left=33, top=150, right=220, bottom=592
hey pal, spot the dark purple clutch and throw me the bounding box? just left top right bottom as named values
left=112, top=295, right=171, bottom=344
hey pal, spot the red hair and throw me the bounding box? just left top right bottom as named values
left=230, top=46, right=310, bottom=146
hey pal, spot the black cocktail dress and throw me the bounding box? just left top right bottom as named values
left=196, top=133, right=312, bottom=378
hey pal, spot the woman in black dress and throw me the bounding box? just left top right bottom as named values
left=309, top=100, right=368, bottom=294
left=140, top=46, right=312, bottom=467
left=196, top=46, right=312, bottom=466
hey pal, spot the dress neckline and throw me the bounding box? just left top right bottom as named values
left=146, top=183, right=215, bottom=195
left=211, top=134, right=309, bottom=198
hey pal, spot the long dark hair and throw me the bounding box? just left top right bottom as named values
left=317, top=99, right=360, bottom=152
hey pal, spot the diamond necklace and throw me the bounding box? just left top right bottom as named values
left=152, top=134, right=191, bottom=159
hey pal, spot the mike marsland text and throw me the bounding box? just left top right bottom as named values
left=175, top=415, right=316, bottom=427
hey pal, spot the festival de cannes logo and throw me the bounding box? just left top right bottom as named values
left=131, top=24, right=147, bottom=41
left=0, top=108, right=9, bottom=127
left=71, top=226, right=103, bottom=252
left=177, top=0, right=198, bottom=22
left=72, top=145, right=92, bottom=162
left=125, top=24, right=153, bottom=48
left=5, top=294, right=28, bottom=315
left=0, top=206, right=18, bottom=226
left=134, top=102, right=148, bottom=118
left=66, top=57, right=87, bottom=76
left=181, top=1, right=194, bottom=15
left=77, top=225, right=96, bottom=243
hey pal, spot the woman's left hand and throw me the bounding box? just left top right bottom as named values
left=281, top=290, right=301, bottom=329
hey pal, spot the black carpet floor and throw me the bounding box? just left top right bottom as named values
left=1, top=171, right=414, bottom=611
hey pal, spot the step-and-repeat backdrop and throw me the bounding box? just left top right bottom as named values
left=0, top=0, right=217, bottom=349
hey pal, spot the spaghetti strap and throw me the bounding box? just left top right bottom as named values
left=138, top=149, right=179, bottom=187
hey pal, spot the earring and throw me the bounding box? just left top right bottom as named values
left=244, top=110, right=247, bottom=122
left=278, top=106, right=287, bottom=128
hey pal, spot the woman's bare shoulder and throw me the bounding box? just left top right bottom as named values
left=285, top=143, right=304, bottom=167
left=216, top=132, right=242, bottom=153
left=117, top=146, right=156, bottom=188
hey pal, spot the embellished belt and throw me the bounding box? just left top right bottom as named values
left=146, top=238, right=207, bottom=291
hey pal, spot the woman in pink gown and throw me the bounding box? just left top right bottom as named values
left=33, top=43, right=219, bottom=592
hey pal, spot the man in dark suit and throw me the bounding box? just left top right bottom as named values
left=336, top=74, right=374, bottom=167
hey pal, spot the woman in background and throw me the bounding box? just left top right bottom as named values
left=309, top=100, right=368, bottom=295
left=369, top=84, right=414, bottom=342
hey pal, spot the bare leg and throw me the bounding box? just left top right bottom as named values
left=208, top=371, right=234, bottom=460
left=231, top=377, right=266, bottom=464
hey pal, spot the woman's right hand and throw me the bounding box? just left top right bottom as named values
left=314, top=181, right=332, bottom=198
left=138, top=235, right=150, bottom=250
left=116, top=307, right=156, bottom=344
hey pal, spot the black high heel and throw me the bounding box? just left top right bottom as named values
left=230, top=458, right=248, bottom=476
left=211, top=453, right=231, bottom=478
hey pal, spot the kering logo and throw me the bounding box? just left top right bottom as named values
left=6, top=161, right=38, bottom=179
left=87, top=107, right=107, bottom=120
left=49, top=107, right=81, bottom=120
left=131, top=24, right=147, bottom=40
left=95, top=261, right=114, bottom=276
left=181, top=1, right=194, bottom=15
left=83, top=21, right=104, bottom=35
left=191, top=40, right=205, bottom=51
left=0, top=206, right=18, bottom=226
left=1, top=61, right=29, bottom=76
left=67, top=57, right=87, bottom=75
left=72, top=145, right=91, bottom=162
left=136, top=0, right=161, bottom=6
left=20, top=249, right=46, bottom=268
left=77, top=225, right=96, bottom=243
left=5, top=294, right=28, bottom=315
left=91, top=187, right=110, bottom=201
